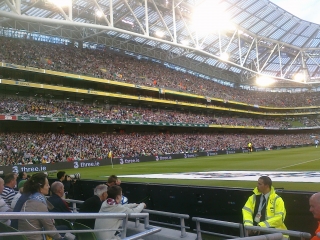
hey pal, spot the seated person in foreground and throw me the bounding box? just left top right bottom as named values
left=76, top=184, right=108, bottom=229
left=11, top=179, right=27, bottom=209
left=1, top=173, right=17, bottom=206
left=0, top=177, right=12, bottom=226
left=94, top=185, right=146, bottom=240
left=48, top=181, right=71, bottom=213
left=18, top=173, right=65, bottom=240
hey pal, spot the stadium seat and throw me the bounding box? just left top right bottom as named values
left=72, top=222, right=97, bottom=240
left=55, top=219, right=73, bottom=230
left=0, top=222, right=28, bottom=240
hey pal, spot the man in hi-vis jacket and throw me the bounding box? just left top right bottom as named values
left=242, top=176, right=288, bottom=238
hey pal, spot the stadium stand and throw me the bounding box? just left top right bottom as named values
left=1, top=37, right=320, bottom=108
left=0, top=95, right=298, bottom=128
left=1, top=0, right=320, bottom=238
left=0, top=132, right=313, bottom=166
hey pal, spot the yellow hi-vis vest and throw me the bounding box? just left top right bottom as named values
left=242, top=186, right=287, bottom=237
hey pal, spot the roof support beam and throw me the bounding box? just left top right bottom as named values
left=92, top=0, right=110, bottom=26
left=4, top=0, right=20, bottom=15
left=259, top=44, right=278, bottom=73
left=56, top=5, right=72, bottom=21
left=144, top=0, right=149, bottom=36
left=123, top=0, right=146, bottom=35
left=150, top=0, right=174, bottom=41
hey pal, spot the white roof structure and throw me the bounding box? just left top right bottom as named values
left=0, top=0, right=320, bottom=87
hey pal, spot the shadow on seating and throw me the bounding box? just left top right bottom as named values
left=55, top=219, right=73, bottom=230
left=72, top=222, right=97, bottom=240
left=0, top=222, right=28, bottom=240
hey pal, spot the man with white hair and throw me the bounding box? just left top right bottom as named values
left=48, top=181, right=71, bottom=213
left=0, top=177, right=12, bottom=225
left=76, top=184, right=108, bottom=228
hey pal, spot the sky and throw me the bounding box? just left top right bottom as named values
left=270, top=0, right=320, bottom=24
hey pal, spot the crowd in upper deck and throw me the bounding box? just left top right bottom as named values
left=1, top=37, right=320, bottom=107
left=0, top=95, right=299, bottom=128
left=0, top=132, right=313, bottom=166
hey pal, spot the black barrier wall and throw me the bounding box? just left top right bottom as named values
left=1, top=143, right=312, bottom=175
left=63, top=180, right=316, bottom=237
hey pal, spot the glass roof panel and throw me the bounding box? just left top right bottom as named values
left=292, top=36, right=308, bottom=47
left=250, top=21, right=268, bottom=33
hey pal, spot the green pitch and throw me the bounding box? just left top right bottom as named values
left=60, top=146, right=320, bottom=192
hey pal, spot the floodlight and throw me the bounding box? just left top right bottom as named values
left=48, top=0, right=71, bottom=7
left=220, top=52, right=229, bottom=61
left=95, top=10, right=103, bottom=18
left=155, top=30, right=165, bottom=38
left=293, top=73, right=305, bottom=82
left=256, top=76, right=275, bottom=86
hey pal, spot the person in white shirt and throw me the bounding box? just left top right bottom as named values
left=0, top=177, right=12, bottom=226
left=94, top=185, right=146, bottom=240
left=1, top=173, right=17, bottom=206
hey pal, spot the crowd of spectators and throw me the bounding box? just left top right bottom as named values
left=0, top=95, right=302, bottom=129
left=1, top=37, right=320, bottom=107
left=0, top=132, right=313, bottom=166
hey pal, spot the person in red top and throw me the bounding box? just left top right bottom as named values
left=309, top=192, right=320, bottom=240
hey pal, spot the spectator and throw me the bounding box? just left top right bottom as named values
left=76, top=184, right=108, bottom=229
left=0, top=177, right=12, bottom=226
left=309, top=192, right=320, bottom=240
left=17, top=171, right=28, bottom=188
left=1, top=173, right=17, bottom=206
left=94, top=185, right=146, bottom=240
left=48, top=181, right=71, bottom=213
left=11, top=179, right=27, bottom=209
left=57, top=171, right=73, bottom=198
left=18, top=172, right=65, bottom=240
left=106, top=175, right=121, bottom=188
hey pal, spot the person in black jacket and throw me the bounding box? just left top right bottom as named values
left=57, top=171, right=75, bottom=198
left=48, top=181, right=71, bottom=213
left=76, top=184, right=108, bottom=228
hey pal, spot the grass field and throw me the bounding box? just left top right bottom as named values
left=60, top=146, right=320, bottom=192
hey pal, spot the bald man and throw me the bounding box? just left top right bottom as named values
left=310, top=192, right=320, bottom=240
left=48, top=181, right=71, bottom=213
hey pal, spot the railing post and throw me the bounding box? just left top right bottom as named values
left=144, top=213, right=150, bottom=229
left=180, top=217, right=187, bottom=238
left=121, top=214, right=129, bottom=239
left=72, top=202, right=78, bottom=212
left=239, top=224, right=244, bottom=237
left=195, top=220, right=202, bottom=240
left=135, top=218, right=140, bottom=228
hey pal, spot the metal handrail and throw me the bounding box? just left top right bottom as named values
left=123, top=226, right=162, bottom=240
left=141, top=209, right=190, bottom=238
left=0, top=212, right=157, bottom=239
left=244, top=225, right=311, bottom=240
left=192, top=217, right=244, bottom=240
left=63, top=198, right=84, bottom=212
left=66, top=199, right=191, bottom=238
left=231, top=233, right=283, bottom=240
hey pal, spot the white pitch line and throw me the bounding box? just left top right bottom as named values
left=275, top=157, right=320, bottom=170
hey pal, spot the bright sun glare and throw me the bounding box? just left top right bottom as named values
left=192, top=0, right=231, bottom=36
left=48, top=0, right=71, bottom=7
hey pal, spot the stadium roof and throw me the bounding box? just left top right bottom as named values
left=0, top=0, right=320, bottom=87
